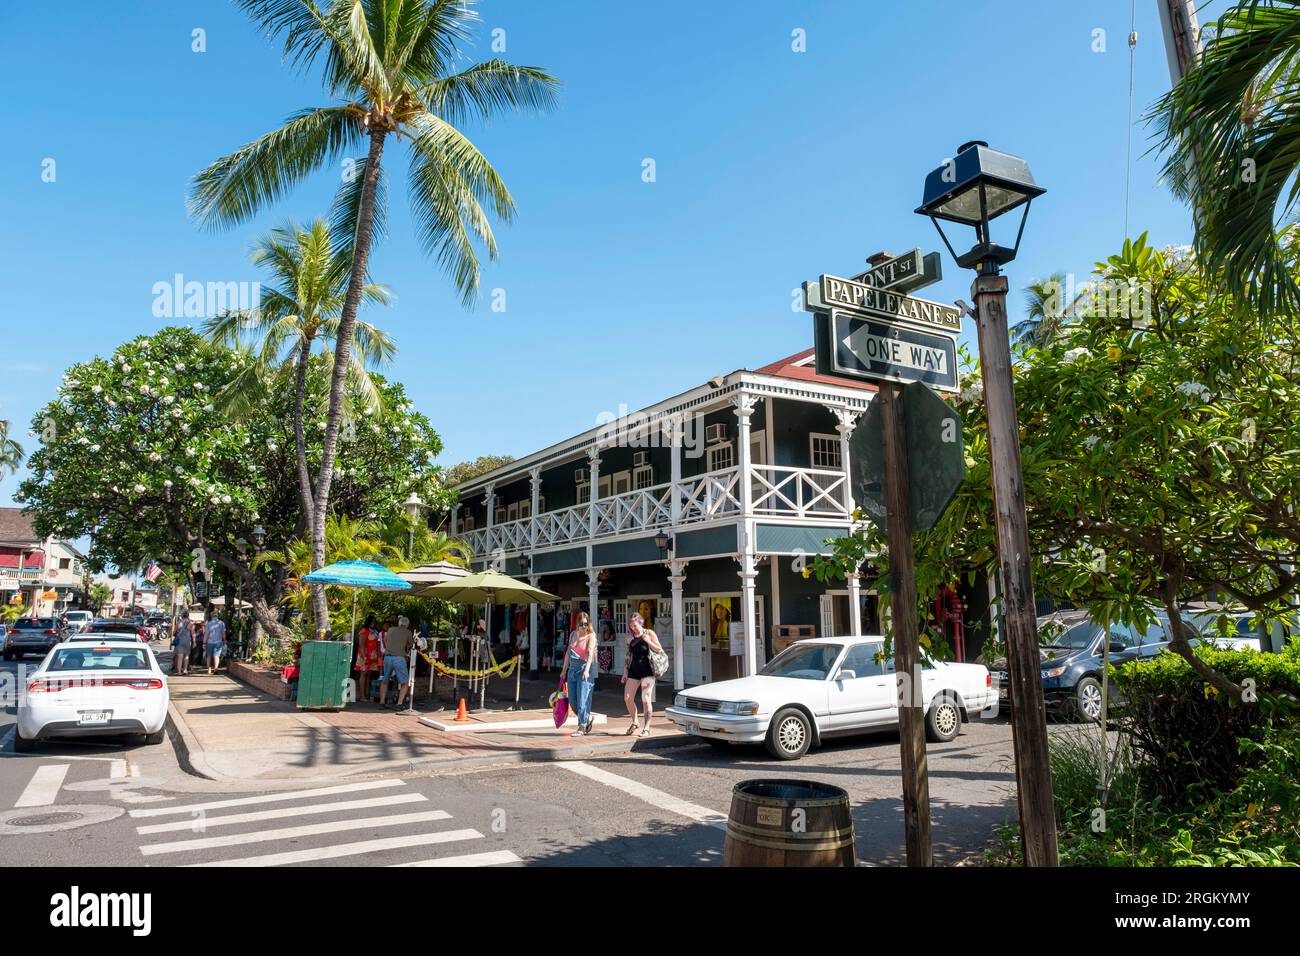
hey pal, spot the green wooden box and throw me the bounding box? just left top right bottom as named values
left=297, top=640, right=351, bottom=710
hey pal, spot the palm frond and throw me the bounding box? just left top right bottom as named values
left=416, top=59, right=561, bottom=127
left=189, top=105, right=363, bottom=230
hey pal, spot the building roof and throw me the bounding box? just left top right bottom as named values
left=0, top=508, right=41, bottom=547
left=753, top=349, right=878, bottom=393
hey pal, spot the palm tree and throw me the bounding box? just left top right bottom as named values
left=202, top=215, right=394, bottom=544
left=1152, top=1, right=1300, bottom=318
left=1013, top=272, right=1080, bottom=350
left=189, top=0, right=558, bottom=632
left=0, top=419, right=24, bottom=481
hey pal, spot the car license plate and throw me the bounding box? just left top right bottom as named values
left=78, top=711, right=111, bottom=725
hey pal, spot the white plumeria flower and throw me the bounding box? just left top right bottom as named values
left=171, top=407, right=183, bottom=418
left=181, top=424, right=190, bottom=434
left=186, top=447, right=196, bottom=457
left=133, top=484, right=146, bottom=494
left=106, top=399, right=117, bottom=409
left=1084, top=436, right=1100, bottom=449
left=139, top=384, right=151, bottom=395
left=77, top=436, right=90, bottom=445
left=211, top=496, right=220, bottom=505
left=90, top=444, right=101, bottom=453
left=221, top=494, right=232, bottom=504
left=1175, top=381, right=1210, bottom=402
left=163, top=480, right=173, bottom=488
left=91, top=385, right=102, bottom=394
left=159, top=376, right=169, bottom=387
left=122, top=364, right=131, bottom=372
left=267, top=441, right=278, bottom=451
left=149, top=452, right=162, bottom=462
left=163, top=395, right=175, bottom=405
left=1063, top=347, right=1089, bottom=363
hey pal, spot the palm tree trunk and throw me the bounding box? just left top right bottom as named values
left=292, top=337, right=327, bottom=629
left=310, top=126, right=387, bottom=637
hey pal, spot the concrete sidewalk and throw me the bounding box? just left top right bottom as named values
left=166, top=670, right=693, bottom=786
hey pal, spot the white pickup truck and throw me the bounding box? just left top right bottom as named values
left=665, top=636, right=996, bottom=759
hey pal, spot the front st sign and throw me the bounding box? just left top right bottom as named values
left=828, top=311, right=958, bottom=391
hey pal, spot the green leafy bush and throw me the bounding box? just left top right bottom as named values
left=1111, top=644, right=1300, bottom=800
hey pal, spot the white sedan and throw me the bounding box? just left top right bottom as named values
left=666, top=636, right=996, bottom=759
left=15, top=640, right=170, bottom=752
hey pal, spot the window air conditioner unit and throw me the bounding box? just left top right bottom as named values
left=705, top=423, right=729, bottom=444
left=632, top=451, right=649, bottom=467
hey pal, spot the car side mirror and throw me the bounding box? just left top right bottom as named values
left=1108, top=641, right=1126, bottom=653
left=836, top=669, right=857, bottom=682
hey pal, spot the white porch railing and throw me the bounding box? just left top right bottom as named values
left=676, top=467, right=741, bottom=524
left=750, top=465, right=850, bottom=519
left=461, top=464, right=846, bottom=559
left=592, top=482, right=673, bottom=537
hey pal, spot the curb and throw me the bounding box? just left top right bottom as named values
left=164, top=702, right=225, bottom=783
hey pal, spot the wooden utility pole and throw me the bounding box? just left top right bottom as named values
left=878, top=383, right=933, bottom=867
left=1157, top=0, right=1201, bottom=86
left=972, top=273, right=1059, bottom=866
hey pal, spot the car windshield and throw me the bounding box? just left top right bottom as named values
left=1044, top=621, right=1103, bottom=650
left=47, top=646, right=151, bottom=672
left=760, top=644, right=841, bottom=681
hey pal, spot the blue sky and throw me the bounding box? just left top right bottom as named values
left=0, top=0, right=1213, bottom=508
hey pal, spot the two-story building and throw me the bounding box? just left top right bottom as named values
left=452, top=349, right=895, bottom=691
left=0, top=507, right=88, bottom=615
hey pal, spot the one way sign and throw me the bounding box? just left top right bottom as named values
left=824, top=310, right=959, bottom=392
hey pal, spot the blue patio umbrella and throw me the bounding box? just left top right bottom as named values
left=302, top=560, right=411, bottom=642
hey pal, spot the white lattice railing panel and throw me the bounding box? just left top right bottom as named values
left=675, top=468, right=741, bottom=524
left=593, top=483, right=673, bottom=537
left=751, top=466, right=849, bottom=519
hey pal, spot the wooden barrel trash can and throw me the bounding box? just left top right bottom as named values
left=723, top=779, right=855, bottom=867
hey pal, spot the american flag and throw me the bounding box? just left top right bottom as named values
left=144, top=562, right=162, bottom=583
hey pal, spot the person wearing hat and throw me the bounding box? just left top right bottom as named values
left=379, top=615, right=415, bottom=710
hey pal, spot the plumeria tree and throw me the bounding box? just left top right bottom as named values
left=17, top=327, right=453, bottom=643
left=815, top=235, right=1300, bottom=700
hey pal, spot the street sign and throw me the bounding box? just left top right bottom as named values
left=851, top=249, right=944, bottom=294
left=822, top=311, right=959, bottom=391
left=850, top=381, right=965, bottom=532
left=806, top=273, right=963, bottom=334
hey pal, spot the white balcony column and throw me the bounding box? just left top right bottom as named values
left=587, top=448, right=601, bottom=539
left=669, top=559, right=687, bottom=691
left=669, top=413, right=683, bottom=529
left=449, top=503, right=459, bottom=537
left=739, top=539, right=759, bottom=677
left=832, top=406, right=860, bottom=515
left=586, top=567, right=601, bottom=642
left=846, top=570, right=862, bottom=637
left=483, top=483, right=497, bottom=581
left=735, top=392, right=758, bottom=516
left=529, top=467, right=542, bottom=549
left=528, top=575, right=541, bottom=678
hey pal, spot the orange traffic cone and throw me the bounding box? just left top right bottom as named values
left=454, top=696, right=470, bottom=722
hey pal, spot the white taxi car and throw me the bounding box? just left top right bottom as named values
left=666, top=636, right=996, bottom=759
left=15, top=640, right=170, bottom=752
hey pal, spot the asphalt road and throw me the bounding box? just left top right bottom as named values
left=1, top=640, right=1021, bottom=867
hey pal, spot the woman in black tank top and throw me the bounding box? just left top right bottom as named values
left=622, top=612, right=664, bottom=737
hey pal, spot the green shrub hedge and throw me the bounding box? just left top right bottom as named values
left=1111, top=643, right=1300, bottom=800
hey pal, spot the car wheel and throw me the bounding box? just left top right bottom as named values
left=765, top=708, right=812, bottom=760
left=925, top=693, right=962, bottom=742
left=13, top=727, right=35, bottom=753
left=1074, top=676, right=1103, bottom=723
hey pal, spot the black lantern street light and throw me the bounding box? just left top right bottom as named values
left=917, top=141, right=1059, bottom=868
left=654, top=531, right=674, bottom=560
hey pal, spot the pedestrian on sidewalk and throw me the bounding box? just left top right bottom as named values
left=565, top=612, right=598, bottom=736
left=356, top=615, right=381, bottom=704
left=191, top=618, right=205, bottom=668
left=204, top=609, right=226, bottom=675
left=622, top=612, right=664, bottom=737
left=379, top=615, right=414, bottom=710
left=171, top=615, right=192, bottom=676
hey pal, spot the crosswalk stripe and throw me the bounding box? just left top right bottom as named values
left=391, top=850, right=521, bottom=867
left=558, top=761, right=727, bottom=829
left=15, top=764, right=70, bottom=808
left=139, top=809, right=452, bottom=856
left=136, top=793, right=428, bottom=834
left=188, top=828, right=484, bottom=867
left=129, top=779, right=405, bottom=818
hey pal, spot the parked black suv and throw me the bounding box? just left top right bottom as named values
left=994, top=611, right=1198, bottom=721
left=2, top=618, right=63, bottom=660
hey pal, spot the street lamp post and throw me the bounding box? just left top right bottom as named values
left=402, top=493, right=425, bottom=559
left=917, top=141, right=1059, bottom=867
